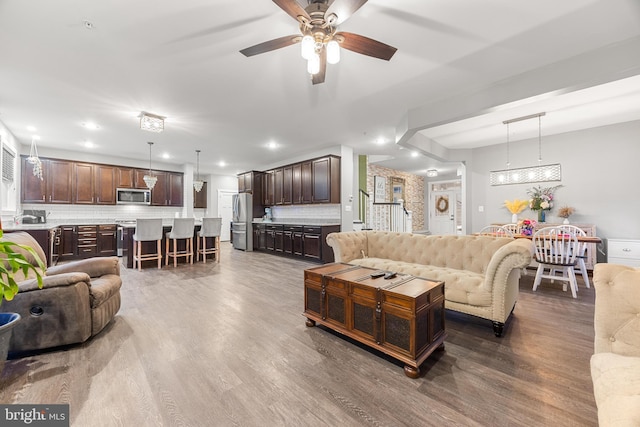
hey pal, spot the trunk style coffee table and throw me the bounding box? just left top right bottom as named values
left=304, top=263, right=446, bottom=378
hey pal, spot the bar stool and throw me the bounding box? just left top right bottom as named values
left=132, top=219, right=163, bottom=271
left=165, top=218, right=195, bottom=267
left=197, top=217, right=222, bottom=263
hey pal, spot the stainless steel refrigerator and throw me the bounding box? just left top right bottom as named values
left=232, top=193, right=253, bottom=251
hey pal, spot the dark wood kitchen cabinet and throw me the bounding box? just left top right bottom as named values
left=73, top=162, right=95, bottom=204
left=60, top=225, right=76, bottom=259
left=263, top=170, right=275, bottom=206
left=116, top=167, right=134, bottom=188
left=274, top=168, right=284, bottom=205
left=21, top=157, right=73, bottom=204
left=253, top=223, right=339, bottom=263
left=134, top=169, right=150, bottom=189
left=194, top=181, right=207, bottom=208
left=97, top=224, right=117, bottom=256
left=292, top=161, right=313, bottom=204
left=95, top=165, right=116, bottom=204
left=312, top=156, right=340, bottom=203
left=150, top=171, right=183, bottom=206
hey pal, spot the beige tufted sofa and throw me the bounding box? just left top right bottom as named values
left=326, top=231, right=533, bottom=336
left=591, top=263, right=640, bottom=426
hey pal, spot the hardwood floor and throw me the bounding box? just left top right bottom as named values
left=0, top=244, right=598, bottom=426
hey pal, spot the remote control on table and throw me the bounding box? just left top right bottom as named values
left=370, top=271, right=386, bottom=279
left=384, top=272, right=397, bottom=280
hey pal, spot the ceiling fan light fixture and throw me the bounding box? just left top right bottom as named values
left=301, top=35, right=314, bottom=60
left=307, top=52, right=320, bottom=75
left=326, top=40, right=340, bottom=64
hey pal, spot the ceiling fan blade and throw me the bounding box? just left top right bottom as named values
left=312, top=49, right=327, bottom=85
left=326, top=0, right=368, bottom=25
left=336, top=32, right=397, bottom=61
left=272, top=0, right=310, bottom=22
left=240, top=35, right=300, bottom=57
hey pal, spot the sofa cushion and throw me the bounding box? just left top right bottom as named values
left=364, top=232, right=513, bottom=274
left=591, top=352, right=640, bottom=426
left=350, top=258, right=490, bottom=307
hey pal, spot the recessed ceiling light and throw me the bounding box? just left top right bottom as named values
left=161, top=153, right=170, bottom=159
left=26, top=125, right=37, bottom=132
left=84, top=141, right=95, bottom=148
left=218, top=161, right=226, bottom=167
left=32, top=135, right=41, bottom=140
left=411, top=151, right=420, bottom=158
left=376, top=137, right=386, bottom=145
left=267, top=141, right=278, bottom=149
left=82, top=122, right=100, bottom=130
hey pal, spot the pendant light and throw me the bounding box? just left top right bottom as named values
left=143, top=142, right=157, bottom=190
left=27, top=135, right=43, bottom=180
left=193, top=149, right=204, bottom=192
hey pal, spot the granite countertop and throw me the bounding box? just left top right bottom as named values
left=4, top=218, right=203, bottom=231
left=251, top=219, right=341, bottom=227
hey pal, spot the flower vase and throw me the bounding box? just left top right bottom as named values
left=511, top=213, right=518, bottom=223
left=537, top=210, right=546, bottom=223
left=563, top=218, right=570, bottom=224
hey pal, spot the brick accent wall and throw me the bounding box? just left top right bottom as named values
left=367, top=163, right=424, bottom=231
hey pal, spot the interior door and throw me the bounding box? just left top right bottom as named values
left=430, top=191, right=456, bottom=235
left=218, top=190, right=236, bottom=242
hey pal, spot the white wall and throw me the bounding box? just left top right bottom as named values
left=470, top=120, right=640, bottom=244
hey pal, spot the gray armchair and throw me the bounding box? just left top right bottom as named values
left=0, top=231, right=122, bottom=353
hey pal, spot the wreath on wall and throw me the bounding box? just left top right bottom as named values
left=435, top=196, right=449, bottom=213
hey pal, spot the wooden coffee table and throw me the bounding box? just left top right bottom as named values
left=304, top=263, right=446, bottom=378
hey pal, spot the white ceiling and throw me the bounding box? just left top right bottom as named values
left=0, top=0, right=639, bottom=178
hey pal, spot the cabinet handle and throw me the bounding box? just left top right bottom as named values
left=623, top=248, right=632, bottom=252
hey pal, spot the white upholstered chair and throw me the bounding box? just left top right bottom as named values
left=132, top=219, right=163, bottom=271
left=478, top=225, right=513, bottom=237
left=503, top=223, right=522, bottom=235
left=532, top=226, right=580, bottom=298
left=165, top=218, right=195, bottom=267
left=197, top=217, right=222, bottom=263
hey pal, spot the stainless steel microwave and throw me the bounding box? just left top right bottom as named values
left=116, top=188, right=151, bottom=205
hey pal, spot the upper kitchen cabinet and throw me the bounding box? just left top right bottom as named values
left=194, top=181, right=207, bottom=208
left=312, top=156, right=340, bottom=203
left=151, top=171, right=183, bottom=206
left=134, top=168, right=151, bottom=189
left=73, top=162, right=95, bottom=204
left=21, top=157, right=73, bottom=204
left=292, top=161, right=313, bottom=204
left=95, top=165, right=116, bottom=205
left=116, top=167, right=134, bottom=188
left=237, top=171, right=263, bottom=194
left=263, top=170, right=275, bottom=206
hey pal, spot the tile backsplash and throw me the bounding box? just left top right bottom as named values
left=21, top=204, right=190, bottom=221
left=270, top=204, right=340, bottom=222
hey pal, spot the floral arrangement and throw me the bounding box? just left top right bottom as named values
left=504, top=199, right=529, bottom=214
left=518, top=218, right=537, bottom=236
left=557, top=206, right=575, bottom=219
left=527, top=185, right=561, bottom=211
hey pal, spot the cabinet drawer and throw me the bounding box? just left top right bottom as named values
left=608, top=239, right=640, bottom=260
left=303, top=226, right=322, bottom=234
left=99, top=224, right=116, bottom=232
left=283, top=225, right=303, bottom=232
left=78, top=246, right=97, bottom=255
left=77, top=225, right=97, bottom=232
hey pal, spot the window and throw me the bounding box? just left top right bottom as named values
left=1, top=142, right=16, bottom=182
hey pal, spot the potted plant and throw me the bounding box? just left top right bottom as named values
left=0, top=227, right=45, bottom=373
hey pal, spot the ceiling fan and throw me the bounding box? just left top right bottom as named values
left=240, top=0, right=397, bottom=85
